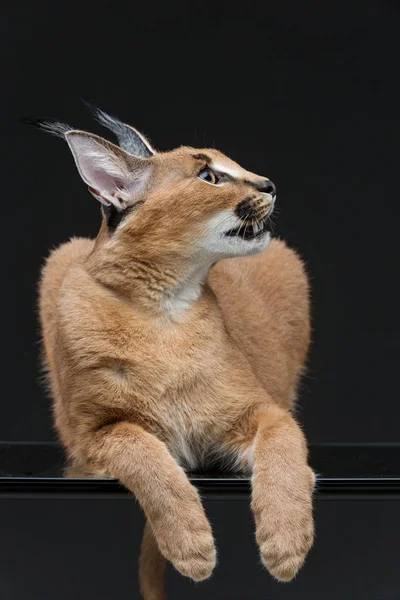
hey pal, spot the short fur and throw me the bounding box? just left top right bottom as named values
left=34, top=108, right=314, bottom=599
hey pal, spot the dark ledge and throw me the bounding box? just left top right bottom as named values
left=2, top=442, right=400, bottom=499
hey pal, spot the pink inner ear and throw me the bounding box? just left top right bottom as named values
left=82, top=160, right=122, bottom=194
left=88, top=186, right=112, bottom=206
left=67, top=133, right=150, bottom=209
left=68, top=137, right=127, bottom=197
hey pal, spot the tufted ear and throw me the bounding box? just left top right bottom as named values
left=65, top=130, right=152, bottom=209
left=84, top=102, right=156, bottom=158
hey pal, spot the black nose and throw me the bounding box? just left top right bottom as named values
left=257, top=179, right=276, bottom=196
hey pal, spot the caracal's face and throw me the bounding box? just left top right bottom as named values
left=119, top=146, right=276, bottom=262
left=29, top=108, right=276, bottom=264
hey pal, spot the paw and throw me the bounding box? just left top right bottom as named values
left=172, top=530, right=216, bottom=581
left=154, top=507, right=216, bottom=581
left=259, top=524, right=313, bottom=582
left=255, top=467, right=315, bottom=582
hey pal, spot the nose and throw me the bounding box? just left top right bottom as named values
left=257, top=179, right=276, bottom=196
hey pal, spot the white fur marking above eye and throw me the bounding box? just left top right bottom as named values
left=210, top=161, right=243, bottom=179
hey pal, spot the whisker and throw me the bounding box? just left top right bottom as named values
left=238, top=211, right=252, bottom=238
left=243, top=211, right=253, bottom=239
left=268, top=213, right=277, bottom=234
left=213, top=213, right=237, bottom=232
left=192, top=213, right=236, bottom=250
left=203, top=213, right=237, bottom=240
left=237, top=215, right=247, bottom=238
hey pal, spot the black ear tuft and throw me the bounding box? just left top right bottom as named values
left=82, top=100, right=155, bottom=158
left=20, top=117, right=73, bottom=139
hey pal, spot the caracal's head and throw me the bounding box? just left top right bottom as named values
left=27, top=106, right=276, bottom=265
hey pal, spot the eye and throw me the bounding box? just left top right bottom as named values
left=198, top=167, right=220, bottom=185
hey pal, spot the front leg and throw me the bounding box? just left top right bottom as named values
left=251, top=404, right=315, bottom=581
left=76, top=421, right=216, bottom=582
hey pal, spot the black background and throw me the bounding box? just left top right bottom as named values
left=1, top=0, right=399, bottom=443
left=2, top=496, right=400, bottom=599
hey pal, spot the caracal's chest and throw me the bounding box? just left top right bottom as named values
left=68, top=280, right=254, bottom=468
left=123, top=294, right=230, bottom=397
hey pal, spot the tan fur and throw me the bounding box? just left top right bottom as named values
left=38, top=133, right=314, bottom=598
left=209, top=239, right=310, bottom=408
left=139, top=521, right=166, bottom=600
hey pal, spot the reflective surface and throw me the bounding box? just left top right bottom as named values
left=2, top=442, right=400, bottom=478
left=2, top=443, right=400, bottom=499
left=2, top=443, right=400, bottom=599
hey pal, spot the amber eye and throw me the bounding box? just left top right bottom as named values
left=198, top=167, right=220, bottom=185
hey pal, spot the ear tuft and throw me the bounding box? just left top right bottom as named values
left=20, top=117, right=73, bottom=139
left=82, top=100, right=156, bottom=158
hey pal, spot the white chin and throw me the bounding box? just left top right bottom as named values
left=198, top=211, right=271, bottom=261
left=226, top=231, right=271, bottom=256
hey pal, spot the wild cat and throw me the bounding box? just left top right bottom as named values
left=28, top=106, right=314, bottom=599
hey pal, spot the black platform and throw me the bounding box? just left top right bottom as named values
left=2, top=443, right=400, bottom=599
left=2, top=442, right=400, bottom=498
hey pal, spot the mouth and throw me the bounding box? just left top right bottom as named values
left=225, top=213, right=271, bottom=241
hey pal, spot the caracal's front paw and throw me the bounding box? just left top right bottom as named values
left=172, top=528, right=216, bottom=581
left=255, top=467, right=315, bottom=582
left=258, top=521, right=313, bottom=582
left=154, top=506, right=216, bottom=581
